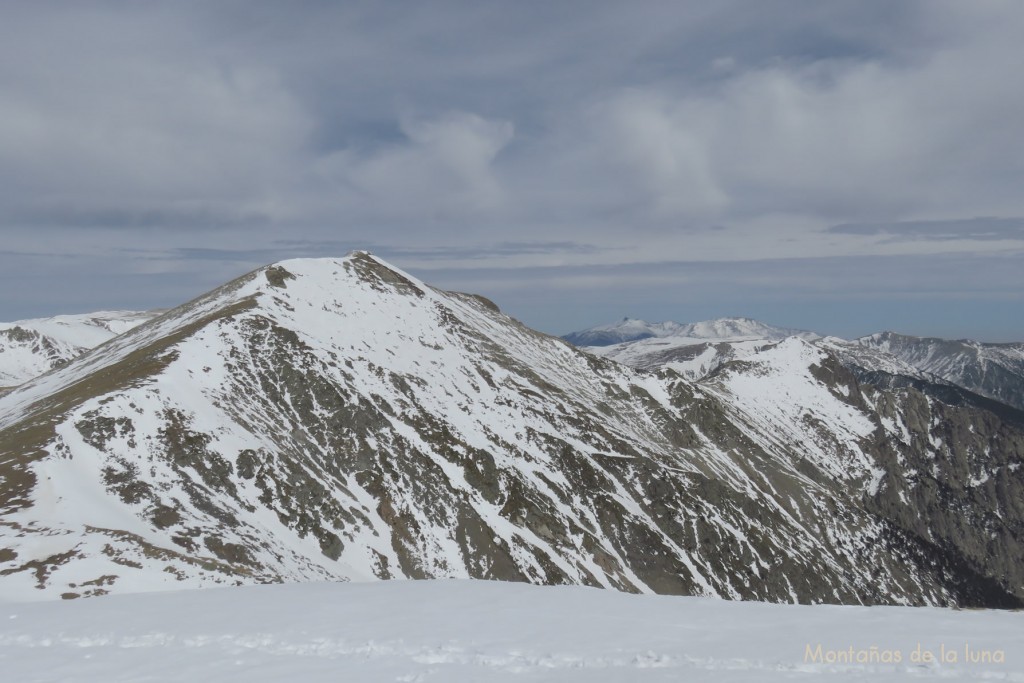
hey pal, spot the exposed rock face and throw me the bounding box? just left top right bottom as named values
left=1, top=253, right=1022, bottom=606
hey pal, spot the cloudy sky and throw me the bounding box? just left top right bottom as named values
left=2, top=1, right=1023, bottom=340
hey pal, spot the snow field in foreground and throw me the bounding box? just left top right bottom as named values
left=2, top=580, right=1023, bottom=682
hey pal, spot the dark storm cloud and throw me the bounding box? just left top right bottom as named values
left=828, top=217, right=1024, bottom=242
left=2, top=1, right=1024, bottom=339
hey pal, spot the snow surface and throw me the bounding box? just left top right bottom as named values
left=1, top=580, right=1021, bottom=682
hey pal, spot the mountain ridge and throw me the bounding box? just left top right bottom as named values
left=1, top=253, right=1023, bottom=607
left=854, top=331, right=1024, bottom=411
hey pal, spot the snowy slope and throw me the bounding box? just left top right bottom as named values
left=588, top=337, right=771, bottom=379
left=702, top=338, right=880, bottom=485
left=563, top=317, right=817, bottom=347
left=2, top=580, right=1022, bottom=683
left=0, top=311, right=157, bottom=387
left=1, top=253, right=1023, bottom=607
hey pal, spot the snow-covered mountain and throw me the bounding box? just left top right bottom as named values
left=1, top=253, right=1022, bottom=607
left=0, top=311, right=158, bottom=388
left=571, top=318, right=818, bottom=380
left=563, top=317, right=816, bottom=347
left=855, top=332, right=1024, bottom=411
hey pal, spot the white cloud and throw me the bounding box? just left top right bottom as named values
left=332, top=111, right=514, bottom=217
left=591, top=90, right=729, bottom=216
left=2, top=8, right=319, bottom=233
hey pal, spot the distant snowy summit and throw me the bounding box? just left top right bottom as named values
left=562, top=316, right=818, bottom=347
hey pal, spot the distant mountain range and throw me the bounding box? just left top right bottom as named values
left=561, top=317, right=818, bottom=347
left=1, top=255, right=1022, bottom=608
left=566, top=318, right=1024, bottom=411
